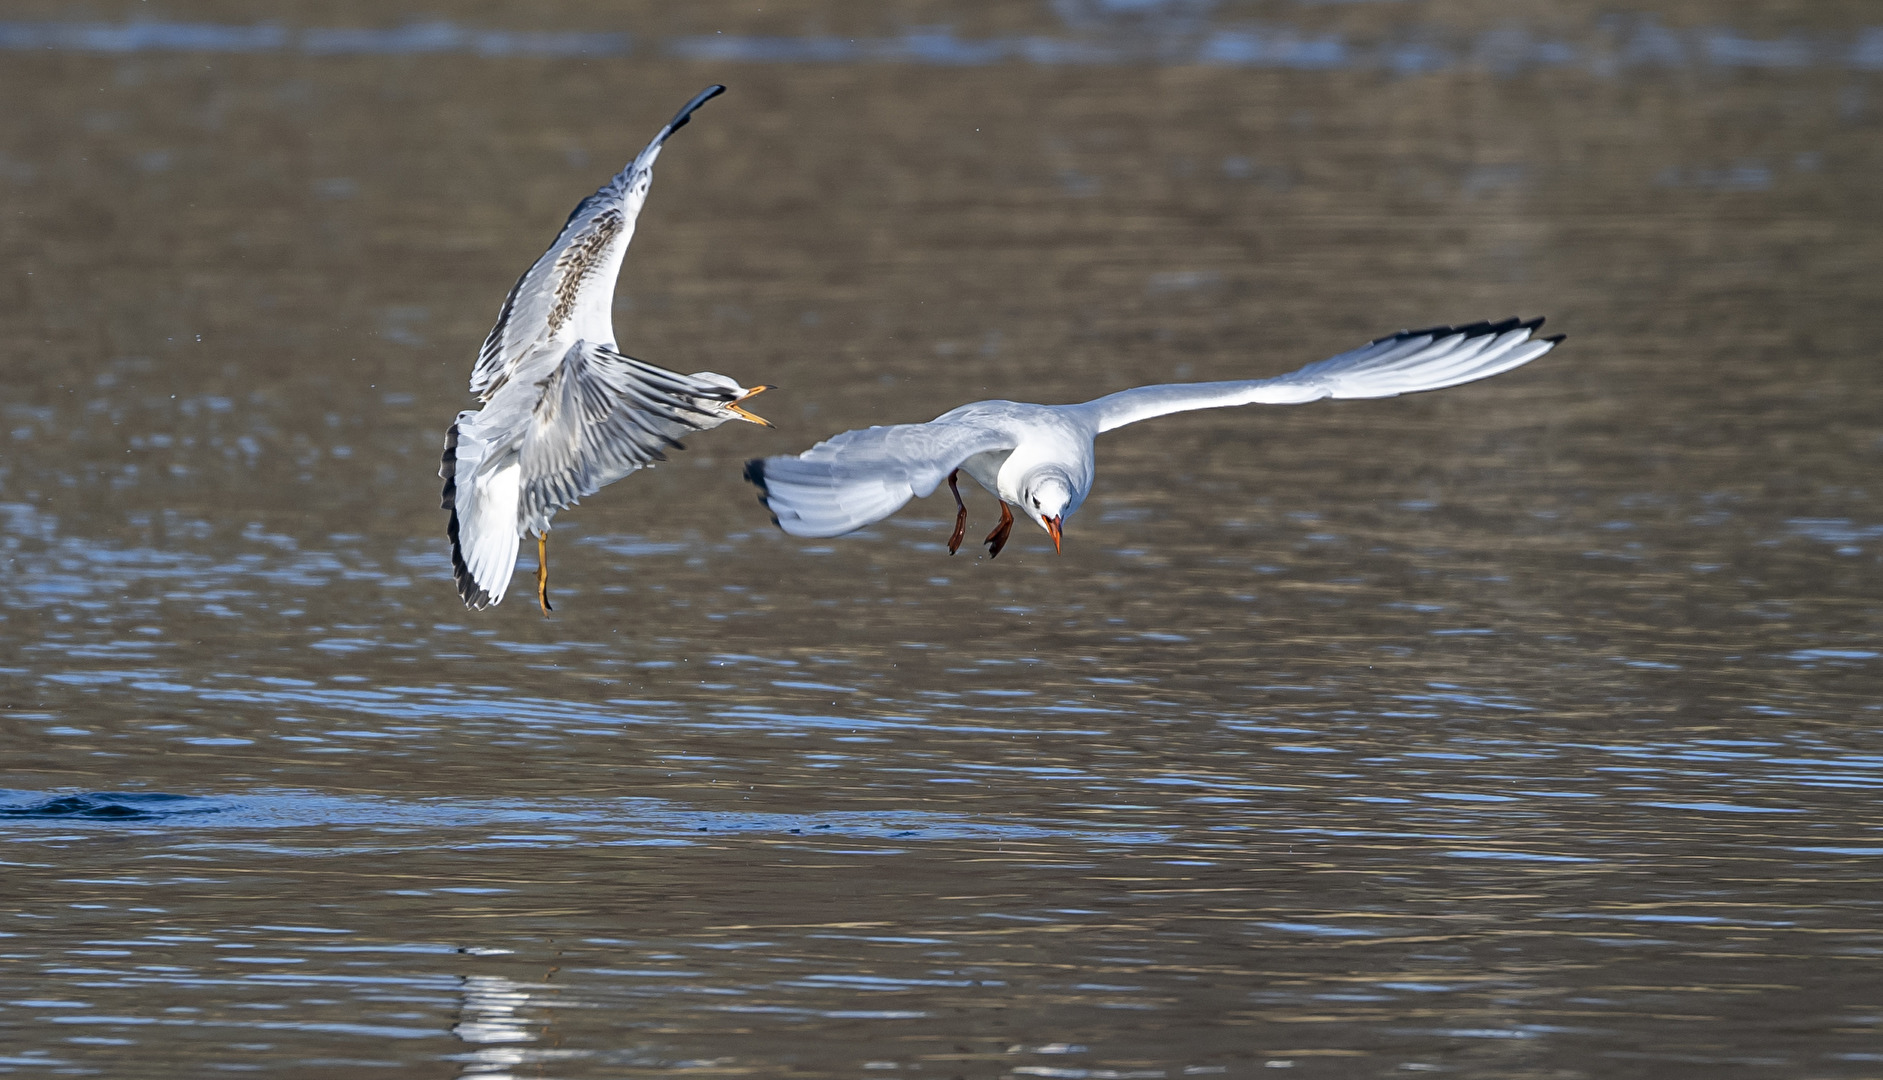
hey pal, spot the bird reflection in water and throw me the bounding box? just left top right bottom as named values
left=451, top=973, right=559, bottom=1079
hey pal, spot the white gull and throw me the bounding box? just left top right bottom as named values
left=747, top=318, right=1559, bottom=556
left=441, top=85, right=772, bottom=614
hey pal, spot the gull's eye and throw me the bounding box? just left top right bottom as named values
left=1032, top=497, right=1040, bottom=508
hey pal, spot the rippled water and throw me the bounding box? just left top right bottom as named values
left=3, top=1, right=1881, bottom=1077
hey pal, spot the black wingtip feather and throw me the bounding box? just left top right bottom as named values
left=1373, top=316, right=1549, bottom=347
left=743, top=458, right=767, bottom=487
left=742, top=459, right=783, bottom=526
left=662, top=85, right=726, bottom=140
left=440, top=422, right=460, bottom=511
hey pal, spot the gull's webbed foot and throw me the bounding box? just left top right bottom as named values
left=946, top=470, right=968, bottom=555
left=536, top=531, right=554, bottom=616
left=985, top=502, right=1014, bottom=558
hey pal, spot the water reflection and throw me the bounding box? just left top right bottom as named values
left=452, top=974, right=549, bottom=1079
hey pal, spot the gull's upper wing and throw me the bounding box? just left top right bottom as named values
left=745, top=421, right=1018, bottom=538
left=516, top=341, right=739, bottom=528
left=1080, top=317, right=1560, bottom=434
left=468, top=85, right=725, bottom=399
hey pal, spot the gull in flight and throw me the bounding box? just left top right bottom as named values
left=747, top=318, right=1560, bottom=556
left=441, top=85, right=772, bottom=614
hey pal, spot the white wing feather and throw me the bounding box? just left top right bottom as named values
left=516, top=344, right=736, bottom=529
left=468, top=85, right=724, bottom=399
left=746, top=422, right=1017, bottom=538
left=1082, top=317, right=1559, bottom=433
left=441, top=416, right=523, bottom=609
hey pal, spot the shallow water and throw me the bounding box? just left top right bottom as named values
left=3, top=2, right=1882, bottom=1077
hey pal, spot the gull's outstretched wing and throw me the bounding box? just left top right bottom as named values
left=442, top=340, right=736, bottom=608
left=1081, top=317, right=1560, bottom=434
left=516, top=342, right=738, bottom=529
left=468, top=85, right=725, bottom=399
left=746, top=422, right=1018, bottom=538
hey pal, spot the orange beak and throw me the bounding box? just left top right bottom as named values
left=727, top=384, right=774, bottom=427
left=1044, top=515, right=1062, bottom=553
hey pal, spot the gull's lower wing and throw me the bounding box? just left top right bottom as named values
left=516, top=341, right=737, bottom=527
left=1082, top=317, right=1561, bottom=434
left=746, top=422, right=1017, bottom=538
left=441, top=413, right=521, bottom=610
left=468, top=85, right=726, bottom=399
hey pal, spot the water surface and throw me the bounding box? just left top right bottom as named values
left=2, top=1, right=1881, bottom=1077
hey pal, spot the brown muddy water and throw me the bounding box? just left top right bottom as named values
left=2, top=2, right=1882, bottom=1077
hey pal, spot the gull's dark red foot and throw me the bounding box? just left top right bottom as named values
left=536, top=531, right=554, bottom=616
left=985, top=502, right=1014, bottom=558
left=946, top=470, right=968, bottom=555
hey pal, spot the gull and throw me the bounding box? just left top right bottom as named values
left=746, top=317, right=1559, bottom=556
left=440, top=85, right=772, bottom=615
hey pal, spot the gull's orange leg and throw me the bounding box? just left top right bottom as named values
left=985, top=502, right=1014, bottom=558
left=536, top=531, right=554, bottom=616
left=946, top=470, right=968, bottom=555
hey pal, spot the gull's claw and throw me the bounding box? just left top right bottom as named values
left=985, top=502, right=1014, bottom=558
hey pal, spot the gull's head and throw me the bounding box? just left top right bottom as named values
left=689, top=372, right=773, bottom=428
left=1019, top=470, right=1075, bottom=553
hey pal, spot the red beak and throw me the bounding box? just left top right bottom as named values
left=1045, top=516, right=1062, bottom=553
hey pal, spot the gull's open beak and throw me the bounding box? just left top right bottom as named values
left=727, top=385, right=774, bottom=428
left=1045, top=515, right=1062, bottom=553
